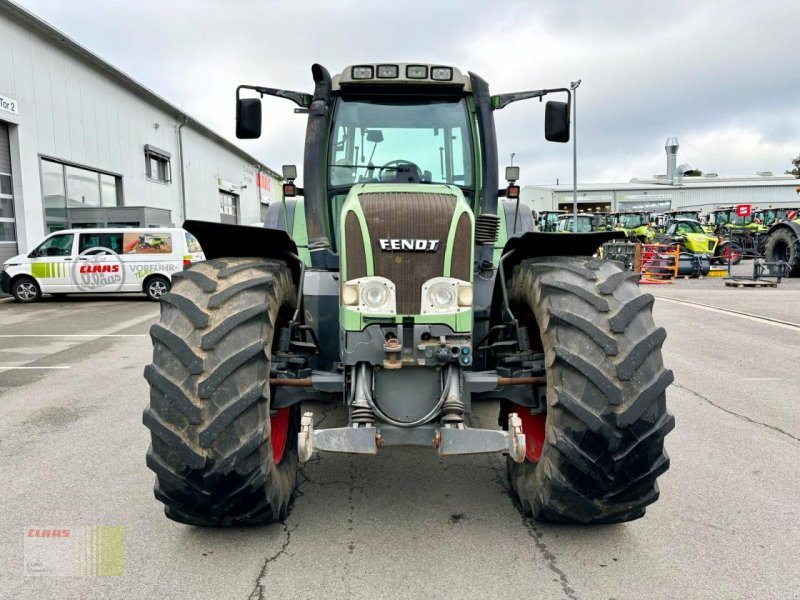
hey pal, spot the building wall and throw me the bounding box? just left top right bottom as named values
left=0, top=9, right=280, bottom=255
left=547, top=182, right=799, bottom=213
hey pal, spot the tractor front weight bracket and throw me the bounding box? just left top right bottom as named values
left=296, top=412, right=526, bottom=463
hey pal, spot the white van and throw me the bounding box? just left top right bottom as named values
left=1, top=227, right=204, bottom=302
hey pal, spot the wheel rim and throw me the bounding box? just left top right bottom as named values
left=149, top=280, right=167, bottom=298
left=17, top=282, right=36, bottom=300
left=513, top=404, right=547, bottom=463
left=270, top=407, right=290, bottom=464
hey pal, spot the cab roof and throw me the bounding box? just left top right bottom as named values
left=333, top=63, right=470, bottom=92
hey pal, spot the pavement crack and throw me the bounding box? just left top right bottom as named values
left=247, top=521, right=296, bottom=600
left=521, top=517, right=579, bottom=600
left=674, top=382, right=800, bottom=446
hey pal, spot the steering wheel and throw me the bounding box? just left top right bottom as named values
left=378, top=159, right=423, bottom=182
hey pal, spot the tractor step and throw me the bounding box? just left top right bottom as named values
left=297, top=412, right=526, bottom=463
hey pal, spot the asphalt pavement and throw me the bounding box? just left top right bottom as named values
left=0, top=284, right=799, bottom=600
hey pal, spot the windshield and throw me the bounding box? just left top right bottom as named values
left=619, top=214, right=647, bottom=229
left=670, top=221, right=703, bottom=235
left=329, top=98, right=473, bottom=188
left=557, top=216, right=593, bottom=232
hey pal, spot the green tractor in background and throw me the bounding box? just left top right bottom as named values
left=142, top=63, right=673, bottom=526
left=763, top=207, right=800, bottom=276
left=535, top=209, right=566, bottom=232
left=554, top=213, right=606, bottom=233
left=612, top=211, right=655, bottom=242
left=658, top=219, right=718, bottom=258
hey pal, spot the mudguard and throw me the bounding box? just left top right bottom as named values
left=767, top=220, right=800, bottom=238
left=500, top=230, right=625, bottom=274
left=487, top=230, right=625, bottom=327
left=183, top=220, right=303, bottom=285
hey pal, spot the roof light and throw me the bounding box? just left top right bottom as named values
left=376, top=64, right=399, bottom=79
left=406, top=65, right=428, bottom=79
left=351, top=66, right=374, bottom=80
left=431, top=67, right=453, bottom=81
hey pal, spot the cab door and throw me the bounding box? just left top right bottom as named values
left=28, top=232, right=77, bottom=292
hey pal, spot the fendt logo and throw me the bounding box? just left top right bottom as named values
left=379, top=239, right=439, bottom=252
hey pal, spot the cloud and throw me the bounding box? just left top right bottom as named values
left=17, top=0, right=800, bottom=185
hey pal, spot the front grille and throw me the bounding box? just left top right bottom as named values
left=358, top=192, right=456, bottom=314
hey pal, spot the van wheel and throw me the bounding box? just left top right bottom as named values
left=145, top=276, right=171, bottom=301
left=12, top=277, right=41, bottom=303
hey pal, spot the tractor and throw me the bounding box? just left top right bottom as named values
left=554, top=213, right=605, bottom=233
left=764, top=209, right=800, bottom=276
left=142, top=63, right=673, bottom=526
left=536, top=209, right=566, bottom=232
left=612, top=211, right=655, bottom=242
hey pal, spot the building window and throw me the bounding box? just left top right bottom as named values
left=145, top=145, right=171, bottom=183
left=0, top=173, right=14, bottom=242
left=219, top=191, right=239, bottom=224
left=40, top=158, right=122, bottom=232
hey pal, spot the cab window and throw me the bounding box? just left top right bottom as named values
left=79, top=232, right=124, bottom=255
left=30, top=233, right=74, bottom=257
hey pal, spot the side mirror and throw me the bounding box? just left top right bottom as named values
left=544, top=101, right=570, bottom=143
left=236, top=98, right=262, bottom=139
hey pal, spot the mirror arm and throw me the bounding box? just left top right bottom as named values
left=237, top=84, right=312, bottom=108
left=491, top=87, right=571, bottom=110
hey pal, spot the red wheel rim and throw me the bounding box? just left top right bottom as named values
left=270, top=407, right=290, bottom=464
left=723, top=246, right=741, bottom=262
left=513, top=404, right=547, bottom=462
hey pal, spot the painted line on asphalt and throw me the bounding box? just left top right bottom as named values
left=655, top=296, right=800, bottom=331
left=0, top=366, right=71, bottom=370
left=0, top=334, right=148, bottom=337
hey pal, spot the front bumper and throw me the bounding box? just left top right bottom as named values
left=0, top=270, right=11, bottom=294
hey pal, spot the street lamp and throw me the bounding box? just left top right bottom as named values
left=570, top=79, right=581, bottom=232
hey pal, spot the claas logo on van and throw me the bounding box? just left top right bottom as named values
left=79, top=264, right=120, bottom=274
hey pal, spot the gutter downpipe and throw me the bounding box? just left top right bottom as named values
left=178, top=116, right=188, bottom=224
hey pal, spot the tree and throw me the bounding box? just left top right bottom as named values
left=786, top=155, right=800, bottom=178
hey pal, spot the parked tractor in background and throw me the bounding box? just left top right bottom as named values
left=536, top=209, right=566, bottom=232
left=612, top=211, right=655, bottom=242
left=554, top=213, right=605, bottom=233
left=142, top=62, right=674, bottom=527
left=764, top=209, right=800, bottom=276
left=658, top=219, right=718, bottom=258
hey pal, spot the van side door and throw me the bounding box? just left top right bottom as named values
left=75, top=232, right=125, bottom=293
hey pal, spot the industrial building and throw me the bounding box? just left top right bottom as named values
left=522, top=137, right=800, bottom=215
left=0, top=0, right=281, bottom=265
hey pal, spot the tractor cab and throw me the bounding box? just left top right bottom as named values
left=613, top=211, right=654, bottom=242
left=537, top=210, right=566, bottom=232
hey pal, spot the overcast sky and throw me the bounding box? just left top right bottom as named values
left=17, top=0, right=800, bottom=185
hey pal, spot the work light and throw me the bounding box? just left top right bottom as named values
left=406, top=65, right=428, bottom=79
left=430, top=67, right=453, bottom=81
left=351, top=66, right=374, bottom=79
left=376, top=64, right=399, bottom=79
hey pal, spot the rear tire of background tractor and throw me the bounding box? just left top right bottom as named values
left=143, top=257, right=300, bottom=526
left=505, top=256, right=675, bottom=523
left=765, top=229, right=800, bottom=276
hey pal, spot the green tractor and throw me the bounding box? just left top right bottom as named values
left=555, top=213, right=605, bottom=233
left=613, top=211, right=655, bottom=242
left=659, top=219, right=719, bottom=257
left=764, top=208, right=800, bottom=276
left=536, top=209, right=566, bottom=232
left=142, top=63, right=673, bottom=526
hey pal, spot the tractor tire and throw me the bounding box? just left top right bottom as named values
left=765, top=229, right=800, bottom=276
left=143, top=257, right=300, bottom=526
left=505, top=256, right=674, bottom=524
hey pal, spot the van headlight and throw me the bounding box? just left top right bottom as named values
left=421, top=278, right=472, bottom=314
left=342, top=276, right=396, bottom=315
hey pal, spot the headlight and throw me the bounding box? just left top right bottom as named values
left=342, top=277, right=396, bottom=315
left=421, top=278, right=472, bottom=314
left=362, top=281, right=389, bottom=309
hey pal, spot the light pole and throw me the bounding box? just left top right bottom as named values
left=570, top=79, right=581, bottom=232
